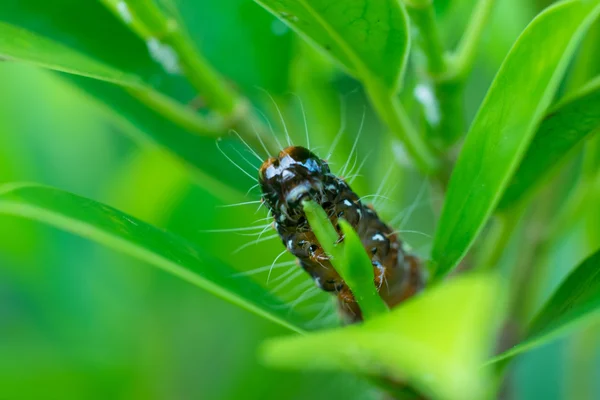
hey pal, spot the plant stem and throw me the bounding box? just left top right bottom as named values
left=452, top=0, right=498, bottom=79
left=366, top=82, right=440, bottom=175
left=403, top=0, right=465, bottom=150
left=403, top=0, right=448, bottom=77
left=99, top=0, right=277, bottom=150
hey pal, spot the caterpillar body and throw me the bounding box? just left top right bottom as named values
left=259, top=145, right=424, bottom=322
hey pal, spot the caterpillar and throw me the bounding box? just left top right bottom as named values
left=258, top=145, right=425, bottom=322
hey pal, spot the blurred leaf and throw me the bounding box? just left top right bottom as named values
left=0, top=183, right=306, bottom=334
left=253, top=0, right=409, bottom=92
left=179, top=0, right=294, bottom=95
left=431, top=0, right=600, bottom=277
left=490, top=248, right=600, bottom=363
left=261, top=273, right=503, bottom=400
left=63, top=75, right=248, bottom=203
left=0, top=21, right=222, bottom=136
left=0, top=0, right=167, bottom=84
left=0, top=22, right=141, bottom=87
left=303, top=201, right=389, bottom=319
left=499, top=76, right=600, bottom=210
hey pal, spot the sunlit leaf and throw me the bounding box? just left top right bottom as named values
left=431, top=0, right=600, bottom=277
left=262, top=274, right=503, bottom=400
left=0, top=183, right=306, bottom=334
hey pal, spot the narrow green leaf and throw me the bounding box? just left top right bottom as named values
left=0, top=0, right=164, bottom=84
left=253, top=0, right=409, bottom=91
left=499, top=76, right=600, bottom=210
left=0, top=20, right=223, bottom=135
left=0, top=22, right=141, bottom=87
left=0, top=183, right=306, bottom=334
left=431, top=0, right=600, bottom=277
left=339, top=220, right=389, bottom=318
left=489, top=248, right=600, bottom=363
left=261, top=273, right=503, bottom=400
left=303, top=201, right=388, bottom=319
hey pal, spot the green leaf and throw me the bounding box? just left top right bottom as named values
left=430, top=0, right=600, bottom=277
left=261, top=273, right=503, bottom=400
left=0, top=0, right=163, bottom=85
left=252, top=0, right=410, bottom=92
left=303, top=200, right=389, bottom=319
left=0, top=0, right=230, bottom=131
left=0, top=183, right=306, bottom=334
left=499, top=76, right=600, bottom=210
left=489, top=248, right=600, bottom=363
left=253, top=0, right=440, bottom=175
left=62, top=75, right=249, bottom=203
left=339, top=220, right=390, bottom=318
left=0, top=22, right=142, bottom=87
left=182, top=0, right=295, bottom=96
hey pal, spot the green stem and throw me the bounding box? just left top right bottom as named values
left=403, top=0, right=448, bottom=76
left=452, top=0, right=498, bottom=79
left=99, top=0, right=278, bottom=150
left=366, top=83, right=440, bottom=175
left=403, top=0, right=466, bottom=150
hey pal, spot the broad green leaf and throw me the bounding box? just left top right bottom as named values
left=261, top=273, right=503, bottom=400
left=303, top=201, right=389, bottom=319
left=0, top=183, right=306, bottom=334
left=489, top=248, right=600, bottom=363
left=430, top=0, right=600, bottom=277
left=252, top=0, right=410, bottom=92
left=499, top=76, right=600, bottom=210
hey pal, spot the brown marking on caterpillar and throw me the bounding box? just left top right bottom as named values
left=259, top=146, right=424, bottom=323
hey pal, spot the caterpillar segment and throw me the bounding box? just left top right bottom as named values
left=259, top=146, right=424, bottom=322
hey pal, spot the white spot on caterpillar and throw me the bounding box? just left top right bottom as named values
left=314, top=277, right=322, bottom=289
left=372, top=233, right=385, bottom=242
left=414, top=83, right=440, bottom=126
left=343, top=199, right=353, bottom=207
left=287, top=239, right=293, bottom=250
left=117, top=1, right=132, bottom=24
left=146, top=37, right=181, bottom=74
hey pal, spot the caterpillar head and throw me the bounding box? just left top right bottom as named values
left=259, top=146, right=330, bottom=220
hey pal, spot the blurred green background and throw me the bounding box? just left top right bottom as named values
left=1, top=0, right=599, bottom=399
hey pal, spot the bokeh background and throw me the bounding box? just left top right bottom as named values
left=1, top=0, right=599, bottom=399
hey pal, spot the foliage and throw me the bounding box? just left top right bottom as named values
left=1, top=0, right=599, bottom=399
